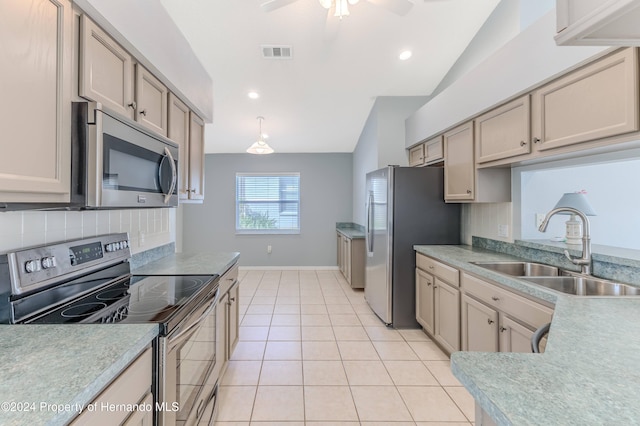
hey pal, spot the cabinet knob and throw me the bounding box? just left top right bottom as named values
left=426, top=282, right=432, bottom=286
left=140, top=109, right=147, bottom=116
left=520, top=140, right=526, bottom=147
left=428, top=266, right=434, bottom=270
left=433, top=285, right=438, bottom=289
left=466, top=189, right=472, bottom=194
left=188, top=188, right=196, bottom=193
left=127, top=101, right=137, bottom=110
left=500, top=326, right=507, bottom=333
left=532, top=137, right=541, bottom=144
left=491, top=296, right=500, bottom=301
left=487, top=319, right=494, bottom=325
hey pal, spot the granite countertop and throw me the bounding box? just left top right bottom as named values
left=414, top=244, right=640, bottom=425
left=0, top=324, right=158, bottom=426
left=132, top=251, right=240, bottom=276
left=336, top=223, right=365, bottom=239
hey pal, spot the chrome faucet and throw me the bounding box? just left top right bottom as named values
left=538, top=207, right=592, bottom=275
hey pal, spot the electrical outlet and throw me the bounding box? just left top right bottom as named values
left=535, top=213, right=546, bottom=228
left=267, top=245, right=272, bottom=254
left=498, top=224, right=509, bottom=238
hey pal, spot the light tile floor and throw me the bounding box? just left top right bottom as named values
left=213, top=269, right=475, bottom=426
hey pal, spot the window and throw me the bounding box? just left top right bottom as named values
left=236, top=173, right=300, bottom=234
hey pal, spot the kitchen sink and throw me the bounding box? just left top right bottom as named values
left=472, top=261, right=559, bottom=277
left=522, top=276, right=640, bottom=296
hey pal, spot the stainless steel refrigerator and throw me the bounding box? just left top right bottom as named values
left=365, top=166, right=460, bottom=328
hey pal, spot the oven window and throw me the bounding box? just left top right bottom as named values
left=176, top=303, right=216, bottom=422
left=103, top=133, right=175, bottom=194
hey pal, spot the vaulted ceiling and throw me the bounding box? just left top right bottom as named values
left=161, top=0, right=501, bottom=153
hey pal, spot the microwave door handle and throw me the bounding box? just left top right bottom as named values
left=163, top=147, right=177, bottom=204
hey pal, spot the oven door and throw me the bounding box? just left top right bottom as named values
left=83, top=103, right=178, bottom=208
left=158, top=288, right=218, bottom=426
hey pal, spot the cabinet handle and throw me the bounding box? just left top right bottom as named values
left=127, top=101, right=137, bottom=110
left=433, top=285, right=438, bottom=289
left=428, top=266, right=434, bottom=270
left=491, top=296, right=500, bottom=301
left=532, top=137, right=541, bottom=144
left=426, top=282, right=432, bottom=286
left=487, top=319, right=494, bottom=325
left=500, top=327, right=508, bottom=333
left=140, top=109, right=147, bottom=116
left=466, top=189, right=472, bottom=194
left=188, top=188, right=196, bottom=193
left=520, top=140, right=526, bottom=147
left=229, top=297, right=236, bottom=302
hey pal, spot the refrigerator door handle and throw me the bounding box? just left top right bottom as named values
left=366, top=191, right=374, bottom=254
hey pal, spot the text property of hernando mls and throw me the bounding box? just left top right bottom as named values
left=1, top=401, right=180, bottom=415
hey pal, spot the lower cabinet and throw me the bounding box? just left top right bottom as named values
left=217, top=263, right=240, bottom=373
left=415, top=254, right=460, bottom=354
left=461, top=272, right=554, bottom=353
left=71, top=347, right=153, bottom=425
left=336, top=231, right=365, bottom=289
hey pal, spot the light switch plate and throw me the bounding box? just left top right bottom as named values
left=498, top=224, right=509, bottom=237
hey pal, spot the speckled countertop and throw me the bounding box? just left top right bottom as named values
left=132, top=251, right=240, bottom=276
left=336, top=223, right=365, bottom=239
left=0, top=324, right=158, bottom=426
left=414, top=244, right=640, bottom=425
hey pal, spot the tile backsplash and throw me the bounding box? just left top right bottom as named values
left=461, top=202, right=513, bottom=245
left=0, top=208, right=175, bottom=254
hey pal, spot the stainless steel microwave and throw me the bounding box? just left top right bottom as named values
left=71, top=102, right=178, bottom=208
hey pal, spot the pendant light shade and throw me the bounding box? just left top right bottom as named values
left=247, top=116, right=274, bottom=155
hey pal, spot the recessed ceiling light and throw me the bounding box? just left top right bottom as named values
left=248, top=91, right=260, bottom=99
left=399, top=50, right=412, bottom=61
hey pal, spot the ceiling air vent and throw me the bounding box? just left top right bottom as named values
left=262, top=45, right=293, bottom=59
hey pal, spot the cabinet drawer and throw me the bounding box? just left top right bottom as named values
left=461, top=273, right=552, bottom=329
left=416, top=254, right=459, bottom=287
left=71, top=347, right=152, bottom=425
left=220, top=263, right=239, bottom=294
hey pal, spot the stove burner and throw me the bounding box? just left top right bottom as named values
left=141, top=278, right=204, bottom=296
left=96, top=288, right=129, bottom=301
left=61, top=302, right=107, bottom=318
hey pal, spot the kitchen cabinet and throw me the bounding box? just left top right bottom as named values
left=135, top=64, right=168, bottom=135
left=226, top=279, right=240, bottom=358
left=408, top=144, right=425, bottom=167
left=217, top=263, right=239, bottom=376
left=555, top=0, right=640, bottom=46
left=0, top=0, right=72, bottom=204
left=71, top=347, right=153, bottom=425
left=475, top=95, right=531, bottom=163
left=409, top=136, right=444, bottom=167
left=532, top=48, right=639, bottom=151
left=336, top=232, right=364, bottom=289
left=187, top=112, right=206, bottom=201
left=461, top=272, right=553, bottom=353
left=415, top=254, right=460, bottom=354
left=79, top=14, right=135, bottom=120
left=443, top=121, right=511, bottom=203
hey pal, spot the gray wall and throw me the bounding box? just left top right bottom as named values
left=182, top=153, right=352, bottom=267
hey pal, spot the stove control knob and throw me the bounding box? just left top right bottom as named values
left=25, top=259, right=42, bottom=273
left=41, top=256, right=56, bottom=269
left=105, top=243, right=114, bottom=252
left=123, top=240, right=129, bottom=249
left=115, top=242, right=122, bottom=250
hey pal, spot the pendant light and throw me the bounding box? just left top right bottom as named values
left=246, top=116, right=274, bottom=155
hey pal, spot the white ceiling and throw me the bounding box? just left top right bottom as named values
left=160, top=0, right=501, bottom=154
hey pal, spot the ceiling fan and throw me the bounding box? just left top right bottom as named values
left=261, top=0, right=415, bottom=17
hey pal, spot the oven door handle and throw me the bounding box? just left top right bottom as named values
left=162, top=146, right=177, bottom=204
left=168, top=289, right=219, bottom=349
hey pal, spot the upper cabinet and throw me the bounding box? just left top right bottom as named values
left=532, top=47, right=639, bottom=151
left=187, top=113, right=205, bottom=202
left=444, top=122, right=475, bottom=201
left=408, top=136, right=443, bottom=167
left=79, top=15, right=135, bottom=120
left=80, top=15, right=169, bottom=136
left=556, top=0, right=640, bottom=46
left=0, top=0, right=73, bottom=204
left=475, top=95, right=531, bottom=163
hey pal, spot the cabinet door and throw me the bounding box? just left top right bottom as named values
left=227, top=282, right=240, bottom=358
left=444, top=121, right=474, bottom=201
left=216, top=293, right=229, bottom=365
left=499, top=315, right=535, bottom=353
left=188, top=112, right=205, bottom=200
left=461, top=294, right=498, bottom=352
left=135, top=64, right=168, bottom=136
left=415, top=269, right=435, bottom=335
left=434, top=279, right=460, bottom=353
left=345, top=237, right=352, bottom=283
left=408, top=144, right=425, bottom=167
left=424, top=136, right=444, bottom=165
left=475, top=95, right=531, bottom=163
left=168, top=93, right=191, bottom=200
left=0, top=0, right=72, bottom=203
left=79, top=14, right=134, bottom=119
left=533, top=48, right=638, bottom=151
left=122, top=393, right=153, bottom=426
left=337, top=233, right=343, bottom=271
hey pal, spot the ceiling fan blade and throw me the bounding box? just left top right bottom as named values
left=367, top=0, right=414, bottom=15
left=261, top=0, right=301, bottom=13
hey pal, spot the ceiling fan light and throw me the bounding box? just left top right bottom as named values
left=318, top=0, right=332, bottom=9
left=335, top=0, right=350, bottom=17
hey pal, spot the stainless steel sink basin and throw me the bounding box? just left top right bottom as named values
left=472, top=261, right=559, bottom=277
left=522, top=276, right=640, bottom=296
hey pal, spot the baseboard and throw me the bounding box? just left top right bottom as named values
left=238, top=266, right=340, bottom=271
